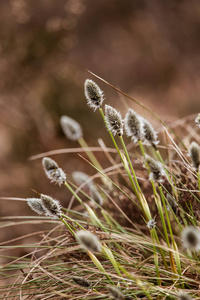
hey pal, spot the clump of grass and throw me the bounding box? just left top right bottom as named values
left=1, top=75, right=200, bottom=300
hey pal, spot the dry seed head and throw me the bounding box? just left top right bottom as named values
left=166, top=194, right=178, bottom=212
left=182, top=226, right=200, bottom=251
left=195, top=113, right=200, bottom=127
left=60, top=115, right=83, bottom=141
left=76, top=230, right=102, bottom=252
left=27, top=198, right=45, bottom=215
left=105, top=105, right=123, bottom=136
left=178, top=292, right=192, bottom=300
left=146, top=216, right=156, bottom=230
left=84, top=79, right=104, bottom=111
left=72, top=276, right=91, bottom=288
left=106, top=285, right=124, bottom=300
left=42, top=157, right=66, bottom=186
left=141, top=118, right=159, bottom=147
left=189, top=141, right=200, bottom=171
left=124, top=108, right=143, bottom=143
left=40, top=194, right=61, bottom=218
left=144, top=155, right=165, bottom=183
left=72, top=171, right=93, bottom=187
left=90, top=185, right=104, bottom=206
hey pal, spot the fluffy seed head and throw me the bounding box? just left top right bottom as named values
left=146, top=217, right=156, bottom=230
left=84, top=79, right=104, bottom=111
left=40, top=194, right=61, bottom=218
left=141, top=118, right=159, bottom=147
left=76, top=230, right=102, bottom=252
left=144, top=155, right=165, bottom=183
left=105, top=105, right=123, bottom=136
left=166, top=194, right=178, bottom=212
left=182, top=226, right=200, bottom=251
left=106, top=285, right=124, bottom=300
left=72, top=171, right=93, bottom=187
left=178, top=292, right=192, bottom=300
left=195, top=113, right=200, bottom=127
left=42, top=157, right=66, bottom=186
left=27, top=198, right=45, bottom=215
left=189, top=141, right=200, bottom=171
left=90, top=185, right=104, bottom=206
left=124, top=108, right=143, bottom=143
left=60, top=115, right=83, bottom=141
left=72, top=276, right=91, bottom=288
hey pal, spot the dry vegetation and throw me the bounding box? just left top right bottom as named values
left=1, top=77, right=200, bottom=299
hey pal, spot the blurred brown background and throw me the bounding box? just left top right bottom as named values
left=0, top=0, right=200, bottom=221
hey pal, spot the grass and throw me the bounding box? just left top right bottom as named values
left=1, top=75, right=200, bottom=299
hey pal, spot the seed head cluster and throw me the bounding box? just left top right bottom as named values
left=124, top=108, right=143, bottom=143
left=72, top=171, right=93, bottom=188
left=60, top=115, right=83, bottom=141
left=27, top=194, right=61, bottom=219
left=105, top=105, right=123, bottom=136
left=76, top=230, right=102, bottom=252
left=72, top=276, right=91, bottom=288
left=146, top=217, right=157, bottom=230
left=90, top=185, right=103, bottom=206
left=42, top=157, right=66, bottom=186
left=189, top=141, right=200, bottom=171
left=84, top=79, right=104, bottom=111
left=144, top=155, right=165, bottom=183
left=106, top=285, right=124, bottom=300
left=141, top=118, right=159, bottom=147
left=178, top=292, right=192, bottom=300
left=182, top=226, right=200, bottom=251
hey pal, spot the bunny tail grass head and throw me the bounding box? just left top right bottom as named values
left=40, top=194, right=62, bottom=219
left=72, top=276, right=91, bottom=288
left=182, top=226, right=200, bottom=251
left=195, top=113, right=200, bottom=127
left=178, top=292, right=192, bottom=300
left=144, top=155, right=165, bottom=183
left=60, top=115, right=83, bottom=141
left=124, top=108, right=143, bottom=143
left=166, top=194, right=178, bottom=212
left=189, top=141, right=200, bottom=171
left=105, top=105, right=123, bottom=136
left=141, top=118, right=159, bottom=147
left=72, top=171, right=93, bottom=187
left=84, top=79, right=104, bottom=111
left=106, top=285, right=124, bottom=300
left=90, top=185, right=104, bottom=206
left=27, top=198, right=45, bottom=215
left=76, top=230, right=102, bottom=252
left=42, top=157, right=66, bottom=186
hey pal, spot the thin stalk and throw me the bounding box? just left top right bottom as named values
left=99, top=108, right=140, bottom=200
left=60, top=216, right=75, bottom=236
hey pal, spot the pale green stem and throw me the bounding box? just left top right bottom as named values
left=61, top=213, right=85, bottom=231
left=99, top=107, right=140, bottom=200
left=119, top=135, right=142, bottom=193
left=60, top=216, right=75, bottom=236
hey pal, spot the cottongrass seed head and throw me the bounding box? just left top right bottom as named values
left=90, top=185, right=104, bottom=206
left=166, top=194, right=178, bottom=213
left=141, top=117, right=159, bottom=147
left=60, top=115, right=83, bottom=141
left=124, top=108, right=143, bottom=143
left=40, top=194, right=62, bottom=219
left=72, top=171, right=93, bottom=188
left=195, top=113, right=200, bottom=127
left=27, top=198, right=46, bottom=215
left=189, top=141, right=200, bottom=171
left=42, top=157, right=66, bottom=186
left=144, top=155, right=165, bottom=183
left=178, top=292, right=192, bottom=300
left=106, top=285, right=124, bottom=300
left=72, top=276, right=91, bottom=288
left=84, top=79, right=104, bottom=111
left=76, top=230, right=102, bottom=252
left=105, top=105, right=123, bottom=136
left=182, top=226, right=200, bottom=251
